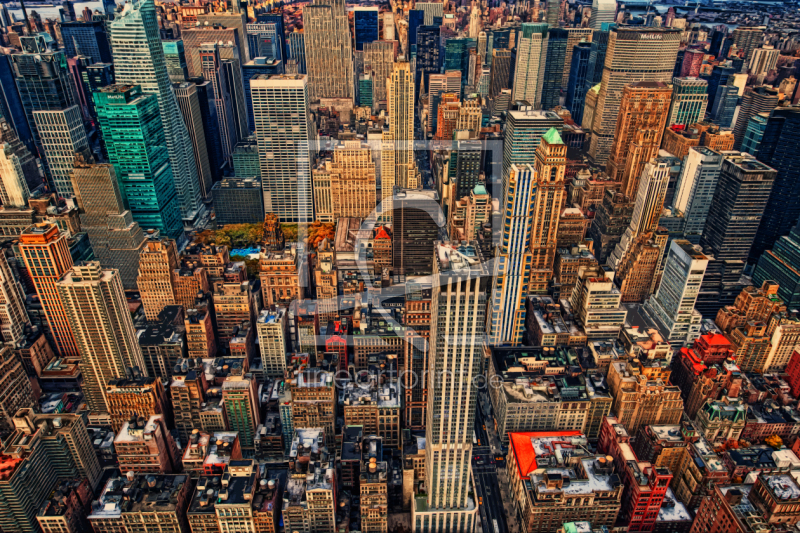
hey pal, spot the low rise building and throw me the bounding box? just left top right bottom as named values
left=114, top=414, right=182, bottom=474
left=340, top=369, right=401, bottom=447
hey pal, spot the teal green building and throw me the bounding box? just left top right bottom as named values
left=93, top=85, right=183, bottom=239
left=752, top=223, right=800, bottom=310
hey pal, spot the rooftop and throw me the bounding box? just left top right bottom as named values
left=89, top=474, right=188, bottom=519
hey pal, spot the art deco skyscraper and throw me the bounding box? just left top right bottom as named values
left=303, top=0, right=354, bottom=101
left=57, top=262, right=146, bottom=412
left=71, top=151, right=146, bottom=290
left=413, top=241, right=485, bottom=532
left=18, top=223, right=77, bottom=357
left=251, top=74, right=314, bottom=222
left=589, top=27, right=681, bottom=164
left=110, top=0, right=203, bottom=224
left=93, top=85, right=183, bottom=239
left=512, top=23, right=548, bottom=106
left=605, top=81, right=673, bottom=197
left=488, top=163, right=535, bottom=346
left=388, top=60, right=416, bottom=189
left=137, top=238, right=179, bottom=321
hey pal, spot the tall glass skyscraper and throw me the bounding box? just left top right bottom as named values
left=109, top=0, right=202, bottom=225
left=566, top=41, right=593, bottom=123
left=288, top=30, right=306, bottom=74
left=541, top=28, right=568, bottom=110
left=353, top=7, right=379, bottom=51
left=93, top=84, right=183, bottom=239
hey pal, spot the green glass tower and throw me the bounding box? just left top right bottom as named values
left=93, top=85, right=183, bottom=239
left=752, top=222, right=800, bottom=310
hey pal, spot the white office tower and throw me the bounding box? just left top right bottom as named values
left=384, top=12, right=395, bottom=41
left=413, top=242, right=485, bottom=533
left=608, top=158, right=672, bottom=270
left=644, top=240, right=708, bottom=348
left=57, top=262, right=146, bottom=412
left=251, top=75, right=314, bottom=223
left=110, top=0, right=202, bottom=225
left=748, top=45, right=780, bottom=77
left=488, top=164, right=535, bottom=346
left=671, top=147, right=723, bottom=244
left=303, top=0, right=354, bottom=101
left=512, top=23, right=548, bottom=107
left=0, top=142, right=31, bottom=207
left=0, top=251, right=29, bottom=346
left=33, top=106, right=88, bottom=197
left=388, top=60, right=416, bottom=189
left=591, top=0, right=616, bottom=30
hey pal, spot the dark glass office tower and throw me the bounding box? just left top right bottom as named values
left=751, top=106, right=800, bottom=262
left=0, top=54, right=34, bottom=154
left=487, top=27, right=511, bottom=66
left=541, top=28, right=568, bottom=110
left=585, top=28, right=609, bottom=88
left=257, top=13, right=286, bottom=62
left=416, top=25, right=441, bottom=94
left=353, top=8, right=379, bottom=51
left=11, top=35, right=76, bottom=158
left=706, top=64, right=736, bottom=111
left=60, top=20, right=113, bottom=63
left=566, top=41, right=592, bottom=124
left=443, top=37, right=476, bottom=89
left=700, top=153, right=776, bottom=264
left=392, top=189, right=444, bottom=276
left=408, top=9, right=424, bottom=55
left=448, top=139, right=483, bottom=201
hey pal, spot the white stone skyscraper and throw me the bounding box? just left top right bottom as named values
left=591, top=0, right=616, bottom=30
left=252, top=74, right=314, bottom=223
left=413, top=241, right=485, bottom=533
left=303, top=0, right=354, bottom=101
left=33, top=106, right=89, bottom=197
left=57, top=262, right=146, bottom=413
left=110, top=0, right=203, bottom=225
left=644, top=240, right=708, bottom=347
left=512, top=23, right=548, bottom=107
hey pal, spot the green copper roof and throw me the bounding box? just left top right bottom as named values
left=543, top=127, right=564, bottom=145
left=473, top=184, right=487, bottom=195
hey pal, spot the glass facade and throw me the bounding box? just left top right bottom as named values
left=93, top=85, right=183, bottom=239
left=353, top=9, right=379, bottom=51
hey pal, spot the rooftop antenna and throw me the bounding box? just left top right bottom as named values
left=19, top=0, right=32, bottom=35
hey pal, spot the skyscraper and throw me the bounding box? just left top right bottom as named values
left=200, top=43, right=237, bottom=164
left=303, top=0, right=354, bottom=101
left=173, top=82, right=213, bottom=200
left=700, top=152, right=776, bottom=264
left=413, top=241, right=485, bottom=532
left=672, top=146, right=724, bottom=243
left=388, top=60, right=416, bottom=189
left=392, top=189, right=444, bottom=276
left=57, top=262, right=146, bottom=412
left=251, top=74, right=314, bottom=222
left=748, top=46, right=780, bottom=77
left=546, top=0, right=561, bottom=26
left=488, top=49, right=512, bottom=98
left=605, top=81, right=673, bottom=198
left=589, top=27, right=681, bottom=164
left=11, top=35, right=76, bottom=161
left=0, top=252, right=28, bottom=347
left=0, top=141, right=32, bottom=208
left=732, top=86, right=779, bottom=150
left=162, top=40, right=189, bottom=82
left=288, top=30, right=306, bottom=74
left=608, top=158, right=672, bottom=270
left=416, top=25, right=441, bottom=94
left=363, top=41, right=395, bottom=109
left=32, top=106, right=89, bottom=197
left=591, top=0, right=616, bottom=30
left=18, top=223, right=77, bottom=357
left=137, top=238, right=179, bottom=321
left=540, top=28, right=567, bottom=110
left=353, top=7, right=379, bottom=51
left=488, top=163, right=535, bottom=346
left=222, top=375, right=259, bottom=450
left=70, top=151, right=146, bottom=290
left=751, top=106, right=800, bottom=262
left=666, top=77, right=709, bottom=128
left=565, top=41, right=593, bottom=124
left=59, top=19, right=113, bottom=64
left=110, top=0, right=203, bottom=224
left=512, top=23, right=548, bottom=107
left=501, top=109, right=563, bottom=190
left=644, top=240, right=708, bottom=347
left=93, top=85, right=183, bottom=239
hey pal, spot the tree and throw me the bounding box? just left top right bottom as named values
left=765, top=434, right=784, bottom=449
